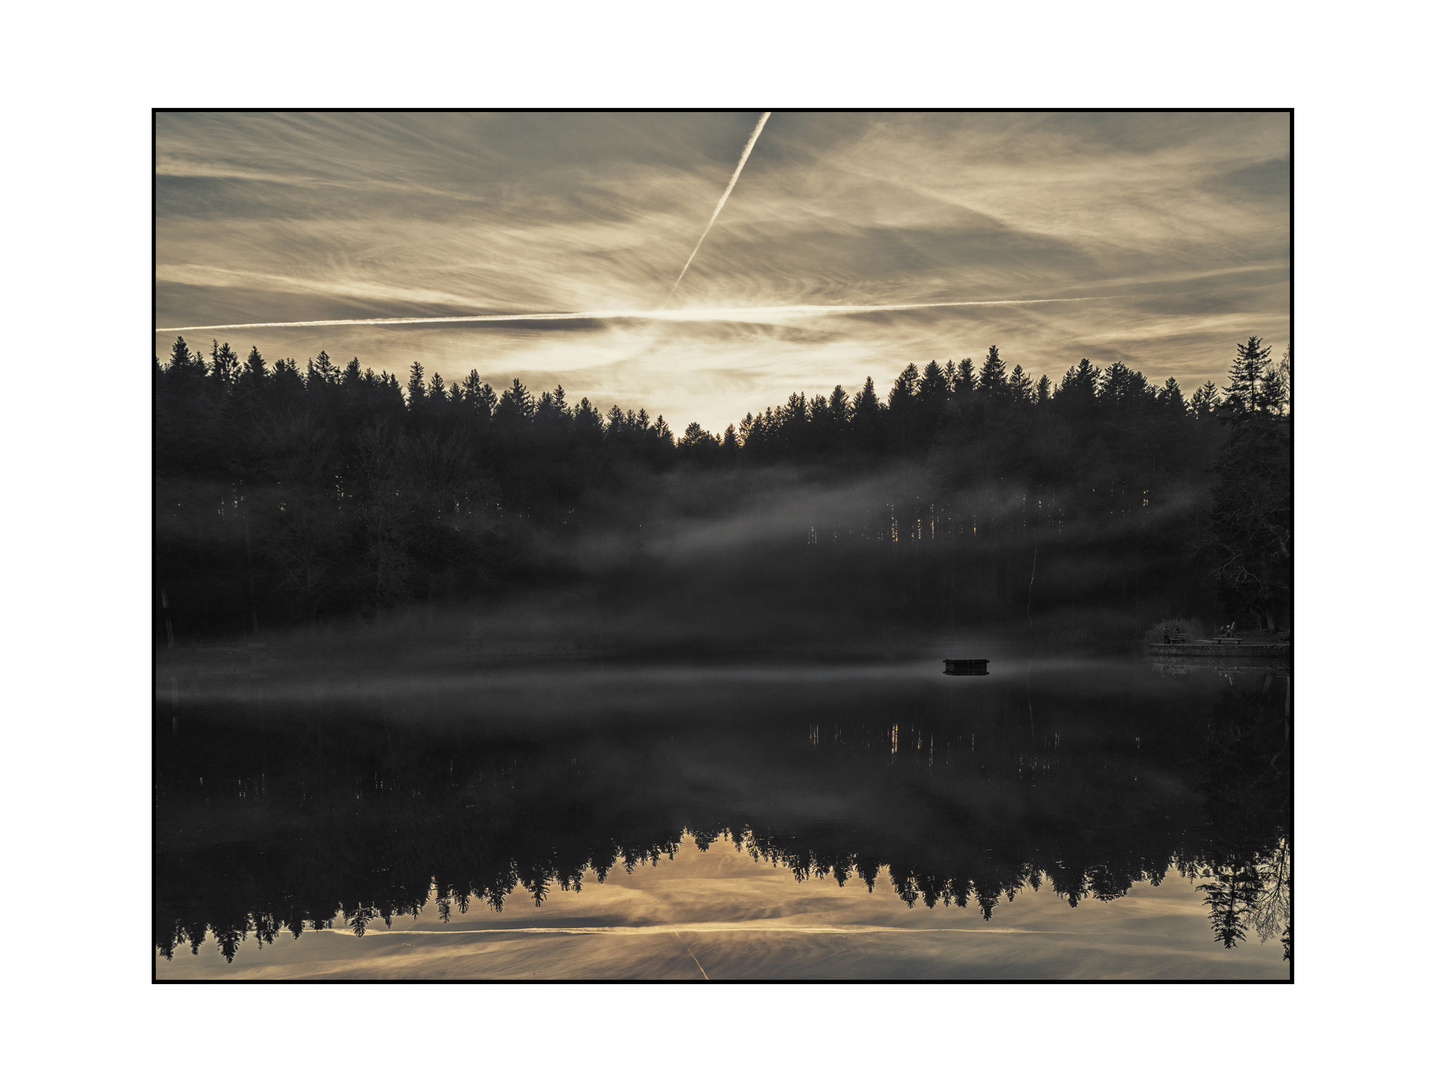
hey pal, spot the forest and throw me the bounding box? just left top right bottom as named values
left=154, top=335, right=1292, bottom=646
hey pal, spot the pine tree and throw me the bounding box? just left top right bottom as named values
left=851, top=376, right=883, bottom=454
left=1224, top=336, right=1273, bottom=415
left=1189, top=381, right=1221, bottom=418
left=977, top=346, right=1007, bottom=394
left=406, top=361, right=427, bottom=408
left=311, top=349, right=338, bottom=386
left=917, top=360, right=947, bottom=405
left=1056, top=358, right=1099, bottom=406
left=168, top=336, right=194, bottom=371
left=572, top=397, right=601, bottom=434
left=497, top=379, right=535, bottom=424
left=954, top=358, right=976, bottom=394
left=1156, top=377, right=1186, bottom=417
left=1007, top=363, right=1034, bottom=404
left=476, top=382, right=498, bottom=419
left=208, top=341, right=239, bottom=392
left=1258, top=368, right=1286, bottom=417
left=461, top=370, right=485, bottom=414
left=679, top=421, right=712, bottom=448
left=888, top=364, right=920, bottom=409
left=243, top=346, right=267, bottom=390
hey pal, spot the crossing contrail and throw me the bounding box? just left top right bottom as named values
left=663, top=111, right=771, bottom=306
left=154, top=294, right=1120, bottom=334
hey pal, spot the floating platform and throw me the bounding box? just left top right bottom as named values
left=943, top=658, right=989, bottom=676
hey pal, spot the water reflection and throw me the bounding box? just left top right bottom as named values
left=154, top=658, right=1290, bottom=977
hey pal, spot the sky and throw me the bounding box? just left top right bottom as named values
left=155, top=111, right=1290, bottom=435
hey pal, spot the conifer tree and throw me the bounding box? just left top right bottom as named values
left=1189, top=381, right=1220, bottom=418
left=917, top=360, right=947, bottom=405
left=679, top=421, right=712, bottom=448
left=1258, top=367, right=1286, bottom=417
left=1158, top=377, right=1186, bottom=416
left=851, top=376, right=883, bottom=453
left=1224, top=336, right=1272, bottom=415
left=1056, top=358, right=1099, bottom=405
left=311, top=350, right=338, bottom=385
left=977, top=346, right=1007, bottom=394
left=1007, top=363, right=1034, bottom=404
left=954, top=358, right=976, bottom=394
left=168, top=336, right=194, bottom=370
left=210, top=341, right=239, bottom=392
left=477, top=382, right=498, bottom=419
left=461, top=369, right=483, bottom=406
left=497, top=379, right=535, bottom=423
left=888, top=364, right=920, bottom=408
left=406, top=361, right=427, bottom=408
left=244, top=345, right=267, bottom=386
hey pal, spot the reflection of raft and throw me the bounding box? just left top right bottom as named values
left=943, top=658, right=989, bottom=676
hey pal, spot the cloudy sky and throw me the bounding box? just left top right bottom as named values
left=156, top=111, right=1290, bottom=434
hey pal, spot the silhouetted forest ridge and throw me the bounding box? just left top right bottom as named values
left=155, top=336, right=1292, bottom=639
left=155, top=667, right=1290, bottom=963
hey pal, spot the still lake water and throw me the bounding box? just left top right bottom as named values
left=154, top=650, right=1291, bottom=980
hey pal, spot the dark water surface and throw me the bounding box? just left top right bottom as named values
left=154, top=650, right=1291, bottom=980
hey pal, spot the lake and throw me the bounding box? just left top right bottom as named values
left=153, top=648, right=1291, bottom=980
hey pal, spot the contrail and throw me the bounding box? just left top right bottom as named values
left=673, top=931, right=710, bottom=979
left=663, top=111, right=771, bottom=306
left=154, top=294, right=1120, bottom=334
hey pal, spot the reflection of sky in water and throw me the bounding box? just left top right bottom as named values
left=155, top=833, right=1288, bottom=981
left=156, top=655, right=1291, bottom=979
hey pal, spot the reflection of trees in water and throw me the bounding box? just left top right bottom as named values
left=1193, top=841, right=1290, bottom=959
left=154, top=669, right=1290, bottom=965
left=1187, top=673, right=1292, bottom=958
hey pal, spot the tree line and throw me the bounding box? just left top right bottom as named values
left=154, top=335, right=1292, bottom=637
